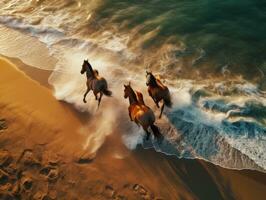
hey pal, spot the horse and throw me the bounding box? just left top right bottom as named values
left=146, top=71, right=172, bottom=118
left=81, top=59, right=112, bottom=107
left=136, top=91, right=145, bottom=105
left=124, top=83, right=163, bottom=141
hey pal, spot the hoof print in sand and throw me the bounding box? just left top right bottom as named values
left=39, top=166, right=59, bottom=182
left=33, top=191, right=56, bottom=200
left=0, top=119, right=7, bottom=131
left=133, top=184, right=154, bottom=200
left=0, top=191, right=15, bottom=200
left=20, top=176, right=33, bottom=192
left=42, top=151, right=60, bottom=166
left=0, top=169, right=9, bottom=187
left=33, top=191, right=55, bottom=200
left=0, top=150, right=12, bottom=168
left=18, top=149, right=41, bottom=167
left=33, top=191, right=45, bottom=200
left=11, top=182, right=20, bottom=196
left=115, top=194, right=127, bottom=200
left=47, top=190, right=57, bottom=200
left=76, top=151, right=96, bottom=164
left=103, top=185, right=116, bottom=198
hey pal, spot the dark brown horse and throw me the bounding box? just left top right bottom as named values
left=124, top=83, right=162, bottom=140
left=146, top=71, right=172, bottom=118
left=81, top=60, right=112, bottom=107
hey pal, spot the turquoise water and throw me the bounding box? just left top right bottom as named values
left=95, top=0, right=266, bottom=80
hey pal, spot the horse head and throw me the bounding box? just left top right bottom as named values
left=124, top=82, right=134, bottom=99
left=81, top=59, right=95, bottom=79
left=81, top=59, right=89, bottom=74
left=146, top=71, right=156, bottom=86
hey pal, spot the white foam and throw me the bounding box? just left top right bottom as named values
left=1, top=3, right=266, bottom=172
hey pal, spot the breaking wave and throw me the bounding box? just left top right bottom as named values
left=0, top=0, right=265, bottom=172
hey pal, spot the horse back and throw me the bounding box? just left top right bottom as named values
left=87, top=76, right=107, bottom=90
left=148, top=85, right=164, bottom=101
left=129, top=104, right=154, bottom=124
left=156, top=79, right=167, bottom=90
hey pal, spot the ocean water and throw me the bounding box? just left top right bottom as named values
left=0, top=0, right=265, bottom=172
left=95, top=0, right=266, bottom=79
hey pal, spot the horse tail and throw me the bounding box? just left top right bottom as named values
left=150, top=124, right=163, bottom=139
left=102, top=89, right=112, bottom=96
left=163, top=94, right=172, bottom=108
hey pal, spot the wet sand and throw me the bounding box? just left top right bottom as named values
left=2, top=56, right=53, bottom=89
left=0, top=57, right=266, bottom=199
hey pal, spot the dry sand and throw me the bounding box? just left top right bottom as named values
left=0, top=57, right=266, bottom=200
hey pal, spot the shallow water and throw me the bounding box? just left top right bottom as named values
left=0, top=0, right=265, bottom=172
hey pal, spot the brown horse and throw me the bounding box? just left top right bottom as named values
left=124, top=83, right=162, bottom=140
left=81, top=60, right=112, bottom=107
left=146, top=71, right=172, bottom=118
left=136, top=91, right=145, bottom=105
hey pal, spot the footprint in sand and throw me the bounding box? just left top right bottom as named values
left=0, top=150, right=12, bottom=168
left=39, top=166, right=59, bottom=182
left=18, top=149, right=41, bottom=168
left=132, top=183, right=158, bottom=200
left=33, top=191, right=57, bottom=200
left=0, top=119, right=7, bottom=131
left=0, top=169, right=9, bottom=186
left=0, top=191, right=15, bottom=200
left=103, top=185, right=116, bottom=198
left=20, top=175, right=33, bottom=192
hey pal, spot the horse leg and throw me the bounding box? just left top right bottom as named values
left=150, top=124, right=163, bottom=143
left=128, top=108, right=133, bottom=121
left=143, top=126, right=151, bottom=140
left=148, top=89, right=152, bottom=97
left=134, top=119, right=140, bottom=127
left=83, top=88, right=90, bottom=103
left=97, top=92, right=103, bottom=108
left=155, top=100, right=160, bottom=108
left=151, top=96, right=160, bottom=108
left=148, top=90, right=159, bottom=108
left=93, top=90, right=98, bottom=100
left=159, top=102, right=165, bottom=118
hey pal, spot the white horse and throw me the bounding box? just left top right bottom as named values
left=81, top=59, right=112, bottom=107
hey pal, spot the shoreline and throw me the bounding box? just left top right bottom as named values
left=4, top=55, right=266, bottom=174
left=1, top=56, right=266, bottom=199
left=0, top=23, right=264, bottom=173
left=0, top=55, right=53, bottom=88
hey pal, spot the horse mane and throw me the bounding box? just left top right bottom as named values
left=149, top=73, right=167, bottom=89
left=93, top=69, right=99, bottom=77
left=136, top=91, right=145, bottom=105
left=148, top=73, right=158, bottom=87
left=128, top=86, right=138, bottom=103
left=156, top=78, right=167, bottom=89
left=85, top=60, right=96, bottom=78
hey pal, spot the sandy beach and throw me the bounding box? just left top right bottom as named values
left=0, top=57, right=265, bottom=199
